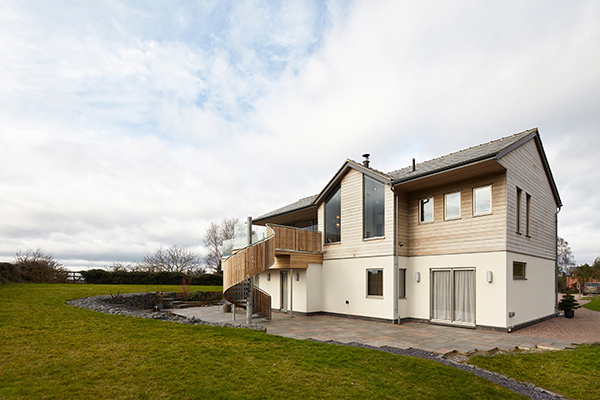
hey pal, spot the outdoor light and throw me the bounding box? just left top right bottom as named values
left=486, top=271, right=493, bottom=283
left=295, top=273, right=299, bottom=281
left=415, top=272, right=421, bottom=282
left=267, top=273, right=270, bottom=281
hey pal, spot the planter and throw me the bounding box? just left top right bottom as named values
left=564, top=309, right=574, bottom=319
left=222, top=303, right=232, bottom=313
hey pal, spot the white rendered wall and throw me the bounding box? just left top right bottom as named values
left=407, top=252, right=508, bottom=329
left=506, top=252, right=556, bottom=328
left=321, top=255, right=395, bottom=320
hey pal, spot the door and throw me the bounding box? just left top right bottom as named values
left=431, top=269, right=475, bottom=325
left=280, top=271, right=288, bottom=311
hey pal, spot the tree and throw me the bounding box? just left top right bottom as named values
left=557, top=237, right=576, bottom=274
left=140, top=245, right=203, bottom=273
left=203, top=217, right=238, bottom=273
left=571, top=258, right=600, bottom=286
left=14, top=248, right=66, bottom=283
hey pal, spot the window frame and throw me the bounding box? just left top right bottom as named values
left=525, top=193, right=531, bottom=237
left=473, top=185, right=492, bottom=216
left=363, top=176, right=385, bottom=239
left=324, top=187, right=341, bottom=244
left=419, top=197, right=434, bottom=223
left=513, top=261, right=527, bottom=280
left=398, top=268, right=406, bottom=299
left=444, top=191, right=461, bottom=220
left=516, top=187, right=522, bottom=234
left=366, top=269, right=383, bottom=298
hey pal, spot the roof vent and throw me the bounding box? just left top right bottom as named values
left=412, top=158, right=416, bottom=172
left=362, top=153, right=370, bottom=168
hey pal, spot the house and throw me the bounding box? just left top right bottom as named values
left=223, top=128, right=562, bottom=331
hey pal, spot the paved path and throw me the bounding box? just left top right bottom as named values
left=171, top=306, right=575, bottom=355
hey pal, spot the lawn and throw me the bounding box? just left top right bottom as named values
left=470, top=344, right=600, bottom=400
left=583, top=296, right=600, bottom=312
left=0, top=284, right=524, bottom=399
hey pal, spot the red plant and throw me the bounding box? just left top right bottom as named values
left=181, top=276, right=192, bottom=301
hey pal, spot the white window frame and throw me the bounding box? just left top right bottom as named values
left=419, top=197, right=434, bottom=223
left=444, top=191, right=461, bottom=220
left=473, top=185, right=492, bottom=216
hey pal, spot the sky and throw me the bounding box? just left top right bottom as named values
left=1, top=0, right=599, bottom=270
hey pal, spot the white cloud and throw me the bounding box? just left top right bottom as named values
left=0, top=0, right=599, bottom=268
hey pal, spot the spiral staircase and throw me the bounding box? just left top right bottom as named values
left=222, top=224, right=323, bottom=321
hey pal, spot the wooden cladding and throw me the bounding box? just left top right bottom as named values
left=223, top=227, right=275, bottom=291
left=270, top=224, right=322, bottom=253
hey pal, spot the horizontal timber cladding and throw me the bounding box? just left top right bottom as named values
left=223, top=230, right=275, bottom=290
left=499, top=139, right=557, bottom=260
left=270, top=224, right=322, bottom=253
left=321, top=169, right=395, bottom=260
left=406, top=172, right=507, bottom=256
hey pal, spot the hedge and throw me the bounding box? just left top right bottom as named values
left=79, top=269, right=223, bottom=286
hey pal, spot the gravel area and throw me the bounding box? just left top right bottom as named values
left=312, top=340, right=564, bottom=400
left=517, top=296, right=600, bottom=344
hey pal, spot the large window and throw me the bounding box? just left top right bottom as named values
left=516, top=187, right=522, bottom=233
left=473, top=185, right=492, bottom=215
left=513, top=261, right=527, bottom=279
left=364, top=177, right=385, bottom=238
left=419, top=197, right=434, bottom=223
left=367, top=269, right=383, bottom=297
left=325, top=187, right=341, bottom=243
left=444, top=192, right=461, bottom=220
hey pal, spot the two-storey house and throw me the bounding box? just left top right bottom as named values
left=223, top=128, right=562, bottom=331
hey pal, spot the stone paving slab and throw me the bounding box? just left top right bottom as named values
left=170, top=306, right=575, bottom=356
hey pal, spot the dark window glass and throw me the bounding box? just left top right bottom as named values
left=325, top=188, right=341, bottom=243
left=364, top=177, right=385, bottom=238
left=367, top=269, right=383, bottom=296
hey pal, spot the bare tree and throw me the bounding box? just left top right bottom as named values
left=557, top=237, right=576, bottom=274
left=204, top=217, right=238, bottom=273
left=14, top=248, right=66, bottom=282
left=141, top=245, right=203, bottom=273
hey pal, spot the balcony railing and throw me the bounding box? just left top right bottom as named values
left=270, top=224, right=322, bottom=253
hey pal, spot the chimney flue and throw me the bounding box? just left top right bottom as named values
left=412, top=158, right=416, bottom=172
left=362, top=153, right=370, bottom=168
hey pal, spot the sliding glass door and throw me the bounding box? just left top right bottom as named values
left=431, top=269, right=475, bottom=325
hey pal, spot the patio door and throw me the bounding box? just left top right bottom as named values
left=431, top=269, right=475, bottom=325
left=280, top=271, right=288, bottom=311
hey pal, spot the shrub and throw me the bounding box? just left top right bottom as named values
left=0, top=262, right=21, bottom=284
left=79, top=270, right=223, bottom=286
left=187, top=290, right=204, bottom=301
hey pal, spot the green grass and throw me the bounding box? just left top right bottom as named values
left=583, top=296, right=600, bottom=311
left=0, top=284, right=524, bottom=399
left=470, top=344, right=600, bottom=400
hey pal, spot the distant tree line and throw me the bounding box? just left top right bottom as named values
left=557, top=237, right=600, bottom=291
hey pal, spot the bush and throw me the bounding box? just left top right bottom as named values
left=0, top=263, right=21, bottom=284
left=187, top=290, right=204, bottom=301
left=79, top=270, right=223, bottom=286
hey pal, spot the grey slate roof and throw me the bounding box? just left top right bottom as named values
left=388, top=129, right=536, bottom=183
left=254, top=194, right=318, bottom=221
left=255, top=129, right=544, bottom=220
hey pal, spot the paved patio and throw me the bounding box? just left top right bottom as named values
left=170, top=306, right=576, bottom=355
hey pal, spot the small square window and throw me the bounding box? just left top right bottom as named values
left=367, top=269, right=383, bottom=297
left=513, top=262, right=527, bottom=280
left=445, top=192, right=461, bottom=220
left=473, top=185, right=492, bottom=215
left=419, top=197, right=434, bottom=223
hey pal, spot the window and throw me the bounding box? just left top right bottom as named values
left=473, top=185, right=492, bottom=215
left=367, top=269, right=383, bottom=297
left=526, top=193, right=531, bottom=236
left=364, top=177, right=385, bottom=238
left=513, top=262, right=527, bottom=279
left=444, top=192, right=461, bottom=220
left=419, top=197, right=434, bottom=223
left=325, top=187, right=341, bottom=243
left=398, top=269, right=406, bottom=299
left=516, top=188, right=522, bottom=233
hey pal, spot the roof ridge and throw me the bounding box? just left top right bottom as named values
left=346, top=158, right=391, bottom=178
left=387, top=128, right=535, bottom=175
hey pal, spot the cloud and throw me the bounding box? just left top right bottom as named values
left=1, top=0, right=599, bottom=268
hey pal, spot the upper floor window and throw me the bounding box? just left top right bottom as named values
left=364, top=177, right=385, bottom=238
left=325, top=187, right=341, bottom=243
left=444, top=191, right=461, bottom=220
left=516, top=187, right=522, bottom=234
left=526, top=193, right=531, bottom=236
left=419, top=197, right=434, bottom=223
left=473, top=185, right=492, bottom=215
